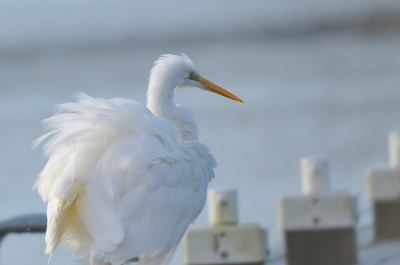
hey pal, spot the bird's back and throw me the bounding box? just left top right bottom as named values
left=35, top=93, right=216, bottom=265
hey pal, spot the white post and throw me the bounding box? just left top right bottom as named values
left=301, top=156, right=330, bottom=195
left=365, top=131, right=400, bottom=240
left=182, top=188, right=266, bottom=265
left=278, top=156, right=358, bottom=265
left=389, top=131, right=400, bottom=169
left=208, top=189, right=238, bottom=226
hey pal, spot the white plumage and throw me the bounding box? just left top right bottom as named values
left=35, top=54, right=242, bottom=265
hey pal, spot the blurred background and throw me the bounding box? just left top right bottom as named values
left=1, top=0, right=400, bottom=264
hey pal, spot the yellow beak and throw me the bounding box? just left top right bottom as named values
left=197, top=76, right=243, bottom=103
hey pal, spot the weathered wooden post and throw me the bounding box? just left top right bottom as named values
left=182, top=188, right=266, bottom=265
left=366, top=131, right=400, bottom=240
left=278, top=156, right=358, bottom=265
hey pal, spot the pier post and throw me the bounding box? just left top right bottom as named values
left=182, top=188, right=266, bottom=265
left=366, top=131, right=400, bottom=240
left=278, top=156, right=358, bottom=265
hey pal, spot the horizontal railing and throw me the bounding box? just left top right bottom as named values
left=0, top=214, right=46, bottom=264
left=0, top=214, right=46, bottom=238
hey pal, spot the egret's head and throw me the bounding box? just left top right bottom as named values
left=150, top=54, right=243, bottom=103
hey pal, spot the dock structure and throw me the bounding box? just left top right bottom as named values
left=278, top=156, right=358, bottom=265
left=4, top=133, right=400, bottom=264
left=1, top=214, right=400, bottom=264
left=366, top=131, right=400, bottom=240
left=182, top=188, right=267, bottom=265
left=266, top=229, right=400, bottom=265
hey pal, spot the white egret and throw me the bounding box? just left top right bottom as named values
left=34, top=54, right=242, bottom=265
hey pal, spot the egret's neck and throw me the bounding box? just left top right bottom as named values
left=147, top=78, right=198, bottom=142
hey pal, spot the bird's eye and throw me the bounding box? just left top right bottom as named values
left=189, top=72, right=194, bottom=78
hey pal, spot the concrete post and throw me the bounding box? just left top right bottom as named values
left=278, top=156, right=358, bottom=265
left=301, top=156, right=330, bottom=195
left=182, top=188, right=266, bottom=265
left=389, top=131, right=400, bottom=169
left=208, top=189, right=238, bottom=226
left=366, top=131, right=400, bottom=240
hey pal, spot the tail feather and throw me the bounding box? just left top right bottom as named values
left=45, top=198, right=78, bottom=254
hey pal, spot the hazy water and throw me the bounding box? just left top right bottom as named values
left=2, top=2, right=400, bottom=264
left=1, top=0, right=399, bottom=51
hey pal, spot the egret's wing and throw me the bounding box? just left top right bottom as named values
left=35, top=93, right=178, bottom=255
left=77, top=136, right=216, bottom=265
